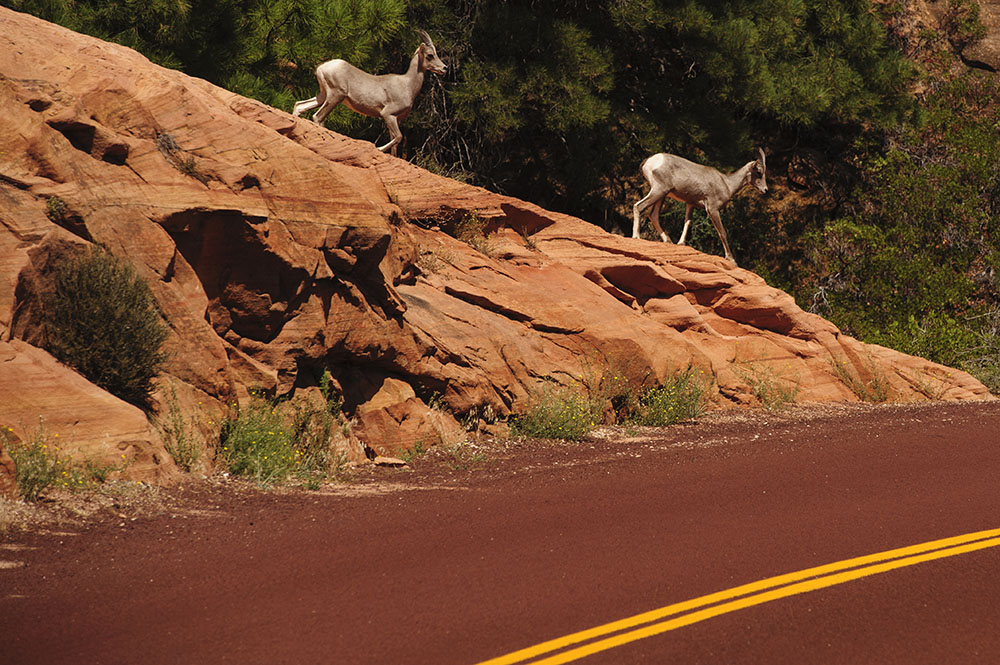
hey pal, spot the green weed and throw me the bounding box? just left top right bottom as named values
left=441, top=442, right=488, bottom=471
left=4, top=425, right=81, bottom=501
left=633, top=368, right=711, bottom=426
left=400, top=440, right=429, bottom=463
left=511, top=383, right=596, bottom=441
left=45, top=196, right=68, bottom=223
left=219, top=377, right=349, bottom=484
left=219, top=395, right=299, bottom=483
left=155, top=386, right=203, bottom=472
left=831, top=356, right=892, bottom=403
left=735, top=362, right=799, bottom=410
left=290, top=372, right=349, bottom=479
left=453, top=212, right=496, bottom=257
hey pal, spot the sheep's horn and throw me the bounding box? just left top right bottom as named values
left=417, top=30, right=434, bottom=47
left=757, top=147, right=766, bottom=168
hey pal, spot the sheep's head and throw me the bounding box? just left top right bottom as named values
left=751, top=148, right=768, bottom=194
left=418, top=31, right=447, bottom=75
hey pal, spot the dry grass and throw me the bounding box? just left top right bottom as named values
left=0, top=481, right=177, bottom=534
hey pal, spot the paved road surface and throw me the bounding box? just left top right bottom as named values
left=3, top=401, right=1000, bottom=664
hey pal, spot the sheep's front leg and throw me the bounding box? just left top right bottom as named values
left=378, top=113, right=403, bottom=156
left=706, top=207, right=736, bottom=265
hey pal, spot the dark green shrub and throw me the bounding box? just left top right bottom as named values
left=43, top=246, right=169, bottom=408
left=797, top=71, right=1000, bottom=390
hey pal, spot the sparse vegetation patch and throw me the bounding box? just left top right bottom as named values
left=452, top=212, right=496, bottom=257
left=633, top=368, right=711, bottom=426
left=4, top=425, right=81, bottom=501
left=735, top=362, right=799, bottom=411
left=45, top=195, right=67, bottom=223
left=511, top=383, right=596, bottom=441
left=219, top=377, right=349, bottom=485
left=156, top=387, right=205, bottom=473
left=831, top=356, right=892, bottom=403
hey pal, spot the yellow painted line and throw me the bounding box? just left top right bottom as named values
left=475, top=528, right=1000, bottom=665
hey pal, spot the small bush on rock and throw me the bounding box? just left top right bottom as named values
left=4, top=427, right=80, bottom=501
left=511, top=384, right=596, bottom=441
left=43, top=246, right=168, bottom=408
left=219, top=395, right=299, bottom=483
left=633, top=368, right=711, bottom=426
left=219, top=384, right=347, bottom=484
left=155, top=387, right=203, bottom=472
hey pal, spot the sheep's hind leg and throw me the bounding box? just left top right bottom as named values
left=677, top=204, right=695, bottom=245
left=312, top=88, right=344, bottom=125
left=648, top=199, right=672, bottom=243
left=292, top=97, right=318, bottom=117
left=632, top=188, right=665, bottom=239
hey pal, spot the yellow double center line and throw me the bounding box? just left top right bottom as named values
left=475, top=527, right=1000, bottom=665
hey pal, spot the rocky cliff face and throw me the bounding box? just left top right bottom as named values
left=0, top=7, right=992, bottom=484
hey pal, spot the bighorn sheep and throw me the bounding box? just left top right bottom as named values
left=292, top=30, right=446, bottom=156
left=632, top=148, right=767, bottom=265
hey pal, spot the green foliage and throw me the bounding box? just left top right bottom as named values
left=288, top=372, right=347, bottom=476
left=512, top=365, right=711, bottom=438
left=45, top=196, right=68, bottom=223
left=830, top=356, right=891, bottom=403
left=632, top=368, right=711, bottom=426
left=797, top=71, right=1000, bottom=388
left=735, top=362, right=799, bottom=410
left=43, top=246, right=169, bottom=408
left=219, top=382, right=347, bottom=484
left=409, top=0, right=914, bottom=224
left=511, top=383, right=597, bottom=441
left=941, top=0, right=988, bottom=51
left=155, top=387, right=203, bottom=473
left=960, top=309, right=1000, bottom=394
left=440, top=442, right=488, bottom=471
left=4, top=427, right=80, bottom=501
left=400, top=439, right=428, bottom=463
left=219, top=394, right=301, bottom=483
left=7, top=0, right=917, bottom=228
left=450, top=212, right=495, bottom=256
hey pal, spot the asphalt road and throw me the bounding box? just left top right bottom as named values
left=3, top=401, right=1000, bottom=664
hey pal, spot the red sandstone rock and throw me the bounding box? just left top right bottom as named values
left=0, top=442, right=16, bottom=499
left=0, top=340, right=179, bottom=485
left=0, top=7, right=993, bottom=478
